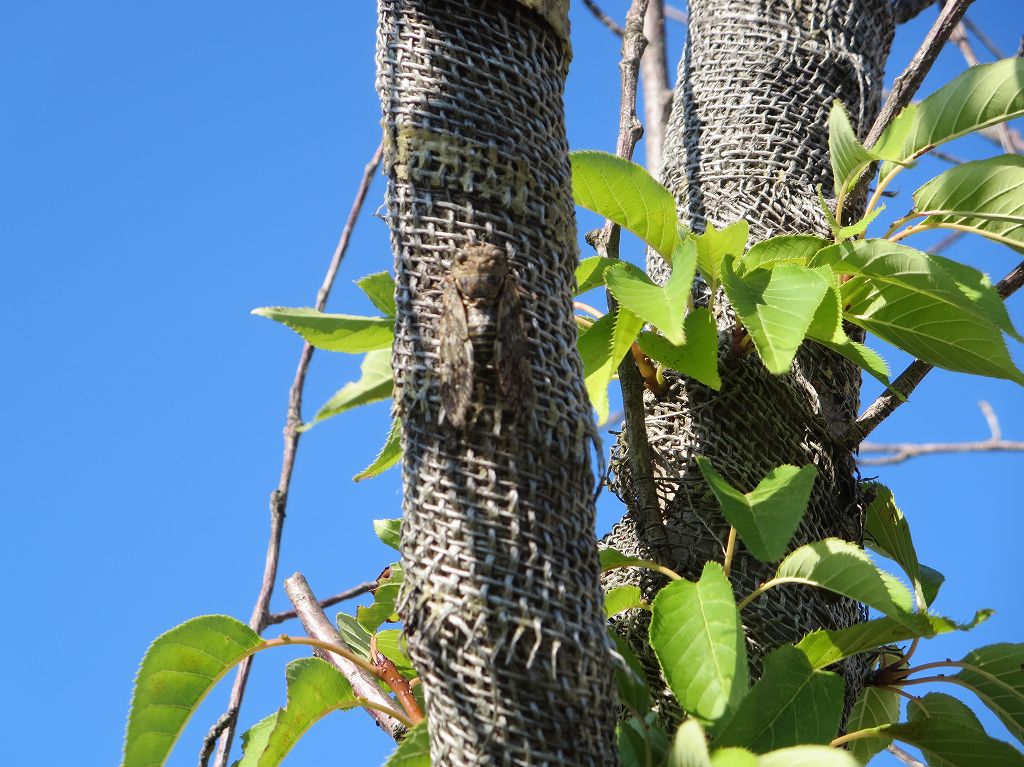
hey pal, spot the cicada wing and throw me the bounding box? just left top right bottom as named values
left=495, top=276, right=534, bottom=416
left=439, top=277, right=474, bottom=428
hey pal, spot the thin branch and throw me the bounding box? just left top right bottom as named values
left=930, top=228, right=965, bottom=254
left=663, top=4, right=687, bottom=24
left=582, top=0, right=624, bottom=36
left=640, top=0, right=672, bottom=172
left=198, top=708, right=236, bottom=767
left=264, top=580, right=378, bottom=626
left=961, top=15, right=1006, bottom=60
left=211, top=142, right=384, bottom=767
left=930, top=148, right=964, bottom=165
left=283, top=572, right=406, bottom=739
left=949, top=22, right=1017, bottom=153
left=888, top=743, right=927, bottom=767
left=848, top=259, right=1024, bottom=446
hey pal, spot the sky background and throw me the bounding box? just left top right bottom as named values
left=2, top=2, right=1021, bottom=766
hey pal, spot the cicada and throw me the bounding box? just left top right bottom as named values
left=438, top=243, right=534, bottom=428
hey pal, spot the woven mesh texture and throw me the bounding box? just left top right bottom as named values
left=376, top=1, right=617, bottom=764
left=604, top=0, right=894, bottom=721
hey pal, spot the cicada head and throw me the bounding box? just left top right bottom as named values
left=451, top=243, right=508, bottom=300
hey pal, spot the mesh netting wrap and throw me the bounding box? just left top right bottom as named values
left=604, top=0, right=895, bottom=719
left=375, top=1, right=617, bottom=765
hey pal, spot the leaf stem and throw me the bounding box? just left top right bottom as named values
left=261, top=635, right=383, bottom=678
left=355, top=698, right=415, bottom=730
left=829, top=725, right=887, bottom=748
left=737, top=577, right=819, bottom=610
left=722, top=527, right=737, bottom=578
left=906, top=658, right=965, bottom=675
left=602, top=560, right=684, bottom=581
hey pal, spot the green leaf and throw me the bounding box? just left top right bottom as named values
left=864, top=484, right=929, bottom=609
left=739, top=236, right=831, bottom=274
left=668, top=719, right=712, bottom=767
left=385, top=722, right=431, bottom=767
left=122, top=616, right=262, bottom=767
left=571, top=150, right=681, bottom=259
left=576, top=256, right=619, bottom=295
left=252, top=307, right=393, bottom=353
left=243, top=658, right=359, bottom=767
left=836, top=205, right=885, bottom=241
left=232, top=714, right=277, bottom=767
left=578, top=306, right=645, bottom=423
left=637, top=308, right=721, bottom=390
left=375, top=629, right=416, bottom=678
left=356, top=272, right=398, bottom=317
left=357, top=563, right=403, bottom=633
left=619, top=713, right=671, bottom=767
left=757, top=747, right=859, bottom=767
left=693, top=220, right=749, bottom=288
left=909, top=692, right=983, bottom=730
left=795, top=610, right=991, bottom=670
left=772, top=538, right=915, bottom=622
left=335, top=613, right=372, bottom=658
left=374, top=518, right=402, bottom=551
left=931, top=254, right=1023, bottom=342
left=650, top=562, right=748, bottom=726
left=829, top=100, right=879, bottom=200
left=847, top=687, right=900, bottom=765
left=721, top=260, right=831, bottom=374
left=696, top=459, right=816, bottom=563
left=708, top=748, right=759, bottom=767
left=609, top=628, right=652, bottom=713
left=714, top=646, right=843, bottom=752
left=918, top=564, right=946, bottom=608
left=605, top=239, right=696, bottom=345
left=300, top=350, right=393, bottom=432
left=805, top=283, right=891, bottom=387
left=910, top=155, right=1024, bottom=254
left=605, top=585, right=647, bottom=618
left=353, top=418, right=402, bottom=481
left=885, top=716, right=1024, bottom=766
left=876, top=58, right=1024, bottom=174
left=813, top=240, right=1024, bottom=384
left=955, top=643, right=1024, bottom=745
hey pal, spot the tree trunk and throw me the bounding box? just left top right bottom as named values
left=605, top=0, right=895, bottom=717
left=375, top=1, right=617, bottom=765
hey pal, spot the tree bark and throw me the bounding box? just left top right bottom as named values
left=605, top=0, right=896, bottom=718
left=375, top=1, right=617, bottom=764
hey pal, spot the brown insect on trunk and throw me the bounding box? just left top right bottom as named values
left=439, top=243, right=534, bottom=428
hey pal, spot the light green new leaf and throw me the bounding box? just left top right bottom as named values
left=619, top=713, right=671, bottom=767
left=375, top=629, right=416, bottom=678
left=714, top=646, right=843, bottom=753
left=605, top=239, right=696, bottom=345
left=795, top=610, right=991, bottom=670
left=836, top=206, right=886, bottom=241
left=693, top=220, right=749, bottom=288
left=885, top=716, right=1024, bottom=766
left=813, top=240, right=1024, bottom=384
left=357, top=563, right=403, bottom=633
left=252, top=307, right=393, bottom=353
left=721, top=260, right=830, bottom=374
left=829, top=100, right=880, bottom=200
left=385, top=722, right=431, bottom=767
left=578, top=307, right=645, bottom=423
left=696, top=458, right=816, bottom=563
left=805, top=283, right=890, bottom=387
left=758, top=747, right=859, bottom=767
left=576, top=256, right=619, bottom=295
left=637, top=308, right=721, bottom=390
left=605, top=585, right=647, bottom=618
left=772, top=538, right=915, bottom=623
left=650, top=562, right=748, bottom=726
left=863, top=484, right=929, bottom=609
left=876, top=58, right=1024, bottom=175
left=955, top=643, right=1024, bottom=745
left=300, top=350, right=393, bottom=432
left=847, top=687, right=900, bottom=765
left=244, top=659, right=359, bottom=767
left=739, top=236, right=831, bottom=273
left=571, top=150, right=680, bottom=259
left=910, top=155, right=1024, bottom=254
left=335, top=613, right=372, bottom=659
left=122, top=616, right=262, bottom=767
left=232, top=715, right=277, bottom=767
left=353, top=418, right=402, bottom=481
left=356, top=272, right=398, bottom=317
left=708, top=748, right=758, bottom=767
left=668, top=719, right=712, bottom=767
left=374, top=518, right=402, bottom=551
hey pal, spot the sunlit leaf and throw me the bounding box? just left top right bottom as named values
left=605, top=585, right=647, bottom=618
left=385, top=722, right=430, bottom=767
left=637, top=308, right=721, bottom=390
left=252, top=307, right=393, bottom=353
left=885, top=715, right=1024, bottom=766
left=374, top=519, right=402, bottom=551
left=863, top=484, right=929, bottom=609
left=955, top=643, right=1024, bottom=745
left=605, top=239, right=696, bottom=345
left=353, top=418, right=402, bottom=481
left=668, top=719, right=712, bottom=767
left=739, top=236, right=831, bottom=273
left=357, top=563, right=403, bottom=633
left=357, top=272, right=398, bottom=317
left=576, top=256, right=619, bottom=296
left=300, top=350, right=393, bottom=431
left=693, top=220, right=749, bottom=288
left=806, top=283, right=890, bottom=387
left=757, top=747, right=859, bottom=767
left=847, top=687, right=900, bottom=765
left=578, top=307, right=645, bottom=423
left=829, top=100, right=879, bottom=200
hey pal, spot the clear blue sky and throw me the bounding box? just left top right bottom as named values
left=2, top=3, right=1020, bottom=766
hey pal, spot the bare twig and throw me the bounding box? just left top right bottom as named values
left=888, top=743, right=927, bottom=767
left=664, top=4, right=687, bottom=24
left=930, top=229, right=965, bottom=254
left=640, top=0, right=673, bottom=172
left=264, top=580, right=378, bottom=626
left=211, top=142, right=384, bottom=767
left=949, top=22, right=1017, bottom=153
left=961, top=15, right=1006, bottom=60
left=582, top=0, right=624, bottom=36
left=848, top=260, right=1024, bottom=446
left=860, top=401, right=1024, bottom=465
left=930, top=148, right=964, bottom=165
left=198, top=708, right=236, bottom=767
left=284, top=572, right=406, bottom=738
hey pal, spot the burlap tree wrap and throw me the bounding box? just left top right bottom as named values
left=604, top=0, right=895, bottom=719
left=375, top=1, right=617, bottom=764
